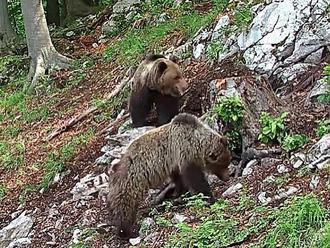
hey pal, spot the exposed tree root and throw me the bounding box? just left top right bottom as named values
left=24, top=51, right=72, bottom=93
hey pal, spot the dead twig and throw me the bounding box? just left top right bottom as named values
left=97, top=111, right=130, bottom=136
left=45, top=77, right=131, bottom=141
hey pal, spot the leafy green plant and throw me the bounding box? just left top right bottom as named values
left=317, top=64, right=330, bottom=104
left=212, top=95, right=245, bottom=123
left=211, top=95, right=244, bottom=151
left=260, top=194, right=328, bottom=248
left=258, top=112, right=288, bottom=143
left=207, top=40, right=224, bottom=60
left=315, top=119, right=330, bottom=137
left=282, top=134, right=309, bottom=152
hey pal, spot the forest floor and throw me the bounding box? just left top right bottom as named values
left=0, top=1, right=329, bottom=248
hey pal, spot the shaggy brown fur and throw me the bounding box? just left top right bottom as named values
left=107, top=113, right=231, bottom=238
left=129, top=54, right=188, bottom=127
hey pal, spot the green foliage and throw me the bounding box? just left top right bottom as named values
left=185, top=193, right=210, bottom=209
left=39, top=129, right=94, bottom=189
left=260, top=194, right=328, bottom=248
left=317, top=64, right=330, bottom=104
left=315, top=119, right=330, bottom=137
left=273, top=173, right=290, bottom=187
left=225, top=129, right=241, bottom=152
left=206, top=40, right=224, bottom=60
left=8, top=0, right=25, bottom=37
left=0, top=141, right=25, bottom=169
left=0, top=184, right=8, bottom=201
left=234, top=4, right=253, bottom=30
left=166, top=199, right=254, bottom=248
left=104, top=7, right=218, bottom=65
left=212, top=95, right=245, bottom=123
left=156, top=216, right=172, bottom=227
left=282, top=134, right=309, bottom=152
left=258, top=112, right=288, bottom=143
left=213, top=0, right=229, bottom=12
left=211, top=95, right=245, bottom=151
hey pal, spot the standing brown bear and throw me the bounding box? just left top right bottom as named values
left=128, top=54, right=188, bottom=127
left=107, top=113, right=232, bottom=238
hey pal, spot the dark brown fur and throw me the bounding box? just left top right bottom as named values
left=107, top=113, right=231, bottom=238
left=128, top=54, right=188, bottom=127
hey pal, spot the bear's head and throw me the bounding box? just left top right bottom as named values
left=147, top=58, right=188, bottom=97
left=203, top=135, right=231, bottom=182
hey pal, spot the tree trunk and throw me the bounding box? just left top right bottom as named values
left=0, top=0, right=17, bottom=51
left=20, top=0, right=72, bottom=92
left=46, top=0, right=60, bottom=26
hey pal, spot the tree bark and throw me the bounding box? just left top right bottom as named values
left=0, top=0, right=17, bottom=51
left=20, top=0, right=72, bottom=92
left=46, top=0, right=60, bottom=26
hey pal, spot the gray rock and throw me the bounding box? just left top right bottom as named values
left=193, top=43, right=205, bottom=59
left=113, top=0, right=140, bottom=14
left=274, top=186, right=299, bottom=200
left=211, top=15, right=230, bottom=41
left=102, top=0, right=141, bottom=35
left=172, top=214, right=187, bottom=224
left=242, top=159, right=258, bottom=177
left=8, top=238, right=31, bottom=248
left=222, top=0, right=330, bottom=84
left=277, top=164, right=289, bottom=174
left=96, top=126, right=155, bottom=165
left=0, top=212, right=33, bottom=248
left=309, top=175, right=320, bottom=190
left=309, top=78, right=330, bottom=103
left=258, top=192, right=271, bottom=205
left=71, top=229, right=82, bottom=244
left=222, top=183, right=243, bottom=197
left=129, top=237, right=141, bottom=246
left=70, top=173, right=109, bottom=201
left=307, top=134, right=330, bottom=170
left=139, top=217, right=156, bottom=237
left=290, top=153, right=306, bottom=169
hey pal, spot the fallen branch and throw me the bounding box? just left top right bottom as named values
left=97, top=111, right=130, bottom=136
left=45, top=77, right=131, bottom=141
left=89, top=5, right=113, bottom=29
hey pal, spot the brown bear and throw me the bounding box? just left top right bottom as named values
left=107, top=113, right=231, bottom=238
left=128, top=54, right=188, bottom=127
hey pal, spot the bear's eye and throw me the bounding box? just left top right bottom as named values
left=209, top=153, right=218, bottom=161
left=174, top=76, right=180, bottom=80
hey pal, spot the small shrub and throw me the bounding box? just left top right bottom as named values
left=258, top=112, right=288, bottom=143
left=315, top=119, right=330, bottom=137
left=317, top=64, right=330, bottom=104
left=212, top=95, right=245, bottom=123
left=282, top=134, right=309, bottom=152
left=207, top=40, right=224, bottom=60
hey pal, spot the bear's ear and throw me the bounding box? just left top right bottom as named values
left=168, top=55, right=179, bottom=64
left=158, top=61, right=168, bottom=75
